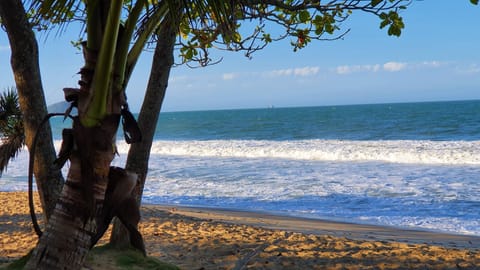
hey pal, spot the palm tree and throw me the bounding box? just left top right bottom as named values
left=0, top=87, right=24, bottom=174
left=23, top=1, right=236, bottom=269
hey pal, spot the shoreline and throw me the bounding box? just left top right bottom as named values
left=144, top=204, right=480, bottom=250
left=2, top=191, right=479, bottom=269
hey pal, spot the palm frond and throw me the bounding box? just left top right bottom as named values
left=0, top=87, right=21, bottom=130
left=0, top=87, right=21, bottom=117
left=178, top=0, right=239, bottom=32
left=0, top=87, right=24, bottom=175
left=26, top=0, right=85, bottom=31
left=0, top=132, right=24, bottom=175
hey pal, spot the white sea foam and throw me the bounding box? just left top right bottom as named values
left=2, top=139, right=479, bottom=236
left=116, top=139, right=480, bottom=165
left=138, top=154, right=480, bottom=235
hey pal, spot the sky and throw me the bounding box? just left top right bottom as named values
left=1, top=1, right=479, bottom=113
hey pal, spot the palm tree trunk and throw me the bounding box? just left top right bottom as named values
left=0, top=0, right=64, bottom=220
left=24, top=4, right=124, bottom=264
left=110, top=17, right=177, bottom=247
left=25, top=115, right=119, bottom=270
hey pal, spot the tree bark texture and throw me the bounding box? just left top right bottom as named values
left=110, top=19, right=177, bottom=247
left=25, top=115, right=119, bottom=270
left=23, top=3, right=126, bottom=264
left=0, top=0, right=64, bottom=220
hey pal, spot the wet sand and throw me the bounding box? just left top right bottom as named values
left=1, top=192, right=479, bottom=269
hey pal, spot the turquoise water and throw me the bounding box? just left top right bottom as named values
left=4, top=100, right=480, bottom=235
left=152, top=100, right=480, bottom=141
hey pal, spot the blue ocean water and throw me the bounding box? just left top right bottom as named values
left=151, top=100, right=480, bottom=141
left=2, top=100, right=480, bottom=235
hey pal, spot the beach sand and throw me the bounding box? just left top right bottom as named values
left=1, top=191, right=479, bottom=269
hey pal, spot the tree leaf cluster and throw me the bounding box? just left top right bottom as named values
left=177, top=0, right=414, bottom=64
left=379, top=10, right=404, bottom=37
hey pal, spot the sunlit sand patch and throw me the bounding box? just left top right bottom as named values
left=1, top=192, right=479, bottom=269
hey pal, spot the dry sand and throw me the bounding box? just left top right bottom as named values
left=1, top=191, right=479, bottom=269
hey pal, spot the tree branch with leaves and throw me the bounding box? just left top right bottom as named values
left=176, top=0, right=410, bottom=66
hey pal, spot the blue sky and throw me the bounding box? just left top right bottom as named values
left=1, top=1, right=479, bottom=112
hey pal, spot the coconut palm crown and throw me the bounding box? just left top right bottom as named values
left=0, top=87, right=24, bottom=174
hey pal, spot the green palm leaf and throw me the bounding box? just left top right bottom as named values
left=0, top=87, right=24, bottom=175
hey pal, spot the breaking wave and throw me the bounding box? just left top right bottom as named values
left=116, top=139, right=480, bottom=165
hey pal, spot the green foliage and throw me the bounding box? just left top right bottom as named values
left=471, top=0, right=479, bottom=4
left=116, top=251, right=179, bottom=270
left=298, top=10, right=310, bottom=23
left=88, top=244, right=179, bottom=270
left=262, top=33, right=272, bottom=43
left=0, top=87, right=24, bottom=175
left=175, top=0, right=413, bottom=64
left=0, top=88, right=21, bottom=119
left=26, top=0, right=83, bottom=32
left=379, top=11, right=405, bottom=37
left=70, top=38, right=83, bottom=51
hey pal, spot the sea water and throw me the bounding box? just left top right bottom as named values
left=2, top=100, right=480, bottom=236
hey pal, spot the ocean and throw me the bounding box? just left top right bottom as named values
left=2, top=100, right=480, bottom=236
